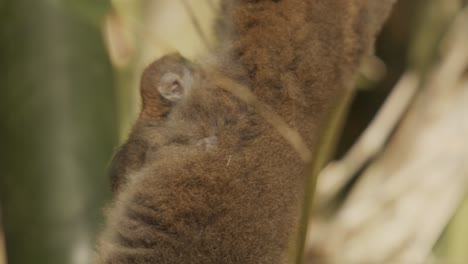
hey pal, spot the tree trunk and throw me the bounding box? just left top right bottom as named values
left=0, top=1, right=117, bottom=264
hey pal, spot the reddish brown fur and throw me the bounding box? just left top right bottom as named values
left=96, top=0, right=395, bottom=263
left=110, top=54, right=197, bottom=193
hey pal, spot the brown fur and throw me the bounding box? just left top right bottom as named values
left=97, top=0, right=395, bottom=263
left=110, top=54, right=198, bottom=193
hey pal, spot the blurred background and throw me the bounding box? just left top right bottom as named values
left=0, top=0, right=467, bottom=263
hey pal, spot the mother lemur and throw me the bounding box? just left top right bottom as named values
left=96, top=0, right=396, bottom=263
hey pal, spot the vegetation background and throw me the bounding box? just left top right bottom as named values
left=0, top=0, right=467, bottom=263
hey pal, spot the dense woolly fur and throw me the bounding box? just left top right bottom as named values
left=96, top=0, right=395, bottom=263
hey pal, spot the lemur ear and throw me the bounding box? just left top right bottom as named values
left=341, top=0, right=396, bottom=67
left=158, top=66, right=193, bottom=103
left=363, top=0, right=397, bottom=37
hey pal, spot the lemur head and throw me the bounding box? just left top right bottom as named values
left=139, top=53, right=197, bottom=120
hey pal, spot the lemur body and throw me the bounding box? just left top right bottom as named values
left=97, top=0, right=395, bottom=263
left=104, top=57, right=300, bottom=264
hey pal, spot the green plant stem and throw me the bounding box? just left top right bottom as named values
left=295, top=91, right=355, bottom=264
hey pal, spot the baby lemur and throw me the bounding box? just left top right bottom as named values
left=97, top=0, right=396, bottom=263
left=109, top=54, right=218, bottom=193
